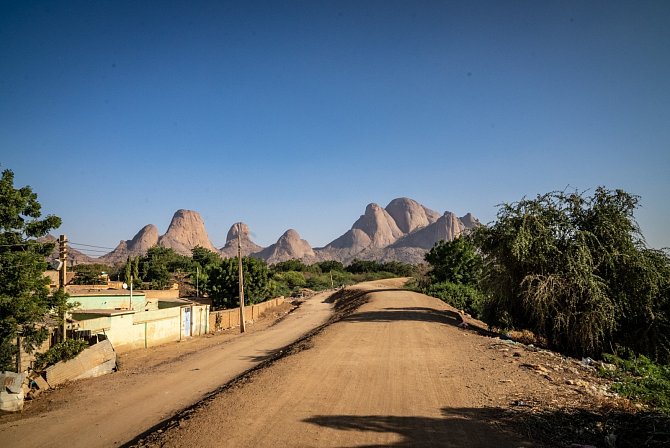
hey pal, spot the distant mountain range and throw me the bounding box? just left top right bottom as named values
left=91, top=197, right=479, bottom=265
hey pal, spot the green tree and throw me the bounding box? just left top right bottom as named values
left=71, top=263, right=110, bottom=285
left=190, top=246, right=222, bottom=296
left=316, top=260, right=345, bottom=273
left=271, top=259, right=307, bottom=273
left=139, top=246, right=192, bottom=290
left=124, top=257, right=132, bottom=284
left=209, top=257, right=269, bottom=308
left=424, top=237, right=482, bottom=287
left=474, top=188, right=670, bottom=360
left=0, top=169, right=62, bottom=371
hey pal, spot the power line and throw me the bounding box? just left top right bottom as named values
left=69, top=242, right=116, bottom=250
left=70, top=247, right=110, bottom=254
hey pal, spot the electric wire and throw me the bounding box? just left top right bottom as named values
left=69, top=242, right=116, bottom=250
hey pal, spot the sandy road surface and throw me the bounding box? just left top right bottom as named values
left=0, top=292, right=333, bottom=447
left=138, top=280, right=540, bottom=448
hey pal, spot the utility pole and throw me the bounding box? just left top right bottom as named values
left=330, top=270, right=334, bottom=289
left=196, top=266, right=199, bottom=298
left=59, top=234, right=68, bottom=341
left=237, top=223, right=246, bottom=333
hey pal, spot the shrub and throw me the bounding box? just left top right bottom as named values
left=600, top=352, right=670, bottom=414
left=34, top=339, right=89, bottom=370
left=424, top=281, right=485, bottom=318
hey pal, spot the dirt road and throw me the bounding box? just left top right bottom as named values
left=0, top=292, right=333, bottom=447
left=135, top=280, right=545, bottom=447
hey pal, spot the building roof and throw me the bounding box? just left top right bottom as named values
left=67, top=290, right=146, bottom=297
left=71, top=309, right=135, bottom=317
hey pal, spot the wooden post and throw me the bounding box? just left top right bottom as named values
left=59, top=235, right=68, bottom=341
left=237, top=223, right=246, bottom=333
left=16, top=334, right=21, bottom=373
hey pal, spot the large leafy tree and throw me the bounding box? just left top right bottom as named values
left=191, top=245, right=222, bottom=296
left=71, top=263, right=110, bottom=285
left=424, top=237, right=482, bottom=287
left=208, top=257, right=269, bottom=309
left=474, top=188, right=670, bottom=360
left=0, top=169, right=62, bottom=371
left=135, top=246, right=193, bottom=290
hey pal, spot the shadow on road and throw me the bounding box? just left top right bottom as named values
left=304, top=406, right=669, bottom=448
left=342, top=305, right=496, bottom=337
left=303, top=407, right=533, bottom=448
left=304, top=407, right=670, bottom=448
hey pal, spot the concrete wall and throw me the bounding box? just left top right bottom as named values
left=144, top=289, right=180, bottom=300
left=81, top=304, right=210, bottom=353
left=210, top=297, right=285, bottom=332
left=69, top=293, right=147, bottom=311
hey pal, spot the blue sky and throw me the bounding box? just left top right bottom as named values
left=1, top=0, right=668, bottom=254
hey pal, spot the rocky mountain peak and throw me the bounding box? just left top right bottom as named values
left=391, top=210, right=466, bottom=250
left=129, top=224, right=159, bottom=252
left=460, top=212, right=480, bottom=229
left=97, top=224, right=160, bottom=264
left=220, top=222, right=262, bottom=258
left=255, top=229, right=315, bottom=264
left=351, top=202, right=404, bottom=248
left=158, top=209, right=216, bottom=255
left=385, top=197, right=440, bottom=234
left=226, top=222, right=252, bottom=242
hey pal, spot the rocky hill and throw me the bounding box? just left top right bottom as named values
left=40, top=235, right=95, bottom=265
left=98, top=211, right=215, bottom=264
left=158, top=210, right=217, bottom=255
left=219, top=222, right=262, bottom=258
left=254, top=229, right=316, bottom=264
left=316, top=197, right=475, bottom=264
left=98, top=224, right=160, bottom=264
left=91, top=198, right=479, bottom=266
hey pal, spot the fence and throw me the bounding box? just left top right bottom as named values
left=209, top=297, right=285, bottom=331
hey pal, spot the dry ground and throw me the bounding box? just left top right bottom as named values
left=0, top=294, right=331, bottom=447
left=132, top=280, right=642, bottom=448
left=1, top=280, right=659, bottom=448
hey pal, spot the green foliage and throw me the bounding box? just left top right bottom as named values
left=346, top=259, right=416, bottom=277
left=137, top=246, right=193, bottom=290
left=190, top=246, right=222, bottom=296
left=271, top=259, right=307, bottom=273
left=34, top=338, right=89, bottom=370
left=315, top=260, right=345, bottom=273
left=275, top=271, right=306, bottom=290
left=0, top=169, right=62, bottom=371
left=424, top=281, right=485, bottom=317
left=424, top=237, right=482, bottom=287
left=600, top=352, right=670, bottom=414
left=473, top=187, right=670, bottom=360
left=51, top=287, right=78, bottom=339
left=71, top=263, right=110, bottom=285
left=208, top=257, right=270, bottom=308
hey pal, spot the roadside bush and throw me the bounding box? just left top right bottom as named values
left=600, top=352, right=670, bottom=414
left=34, top=339, right=89, bottom=370
left=424, top=281, right=485, bottom=318
left=305, top=273, right=332, bottom=290
left=474, top=188, right=670, bottom=360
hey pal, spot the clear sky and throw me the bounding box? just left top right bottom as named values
left=2, top=0, right=669, bottom=255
